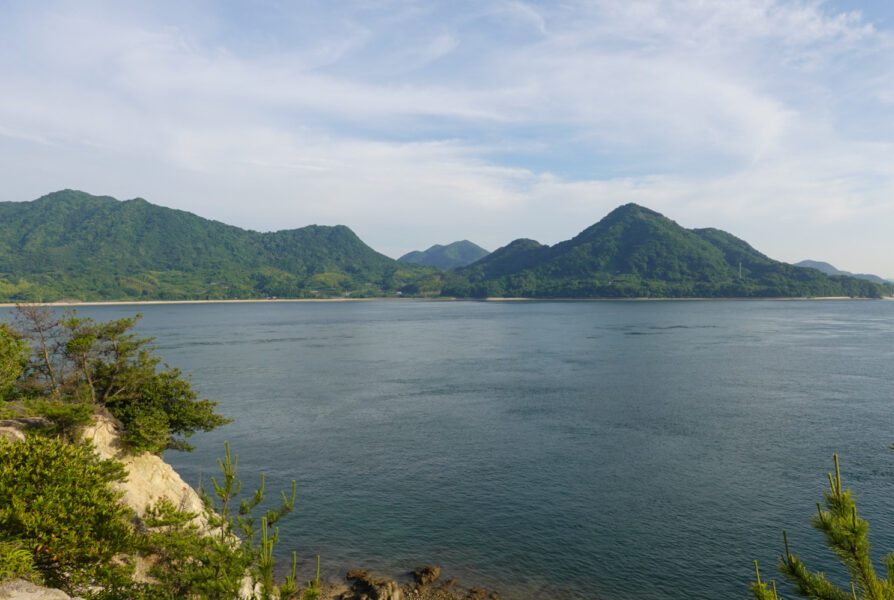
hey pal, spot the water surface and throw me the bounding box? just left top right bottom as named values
left=53, top=300, right=894, bottom=600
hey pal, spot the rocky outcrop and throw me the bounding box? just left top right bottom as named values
left=80, top=414, right=208, bottom=528
left=0, top=417, right=50, bottom=443
left=0, top=413, right=208, bottom=528
left=0, top=425, right=25, bottom=442
left=1, top=415, right=255, bottom=598
left=343, top=570, right=404, bottom=600
left=0, top=579, right=83, bottom=600
left=411, top=566, right=441, bottom=586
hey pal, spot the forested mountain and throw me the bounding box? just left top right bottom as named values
left=0, top=190, right=430, bottom=301
left=398, top=240, right=490, bottom=269
left=440, top=204, right=893, bottom=298
left=794, top=260, right=888, bottom=284
left=0, top=192, right=887, bottom=301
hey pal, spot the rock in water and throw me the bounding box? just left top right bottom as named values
left=411, top=566, right=442, bottom=586
left=344, top=569, right=404, bottom=600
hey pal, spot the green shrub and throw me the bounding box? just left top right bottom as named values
left=0, top=436, right=135, bottom=593
left=0, top=540, right=39, bottom=583
left=106, top=366, right=231, bottom=454
left=0, top=324, right=27, bottom=399
left=118, top=409, right=172, bottom=454
left=33, top=400, right=94, bottom=441
left=143, top=498, right=250, bottom=600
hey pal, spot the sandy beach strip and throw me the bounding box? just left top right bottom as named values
left=0, top=294, right=887, bottom=309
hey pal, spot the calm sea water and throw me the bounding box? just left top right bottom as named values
left=35, top=300, right=894, bottom=600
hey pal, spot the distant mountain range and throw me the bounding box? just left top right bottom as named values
left=398, top=240, right=490, bottom=270
left=438, top=204, right=893, bottom=299
left=0, top=190, right=431, bottom=301
left=794, top=260, right=888, bottom=284
left=0, top=191, right=888, bottom=302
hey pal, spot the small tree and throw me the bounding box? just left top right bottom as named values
left=751, top=455, right=892, bottom=600
left=144, top=442, right=303, bottom=600
left=12, top=304, right=63, bottom=396
left=9, top=305, right=230, bottom=454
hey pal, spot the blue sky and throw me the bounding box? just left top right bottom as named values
left=1, top=0, right=893, bottom=277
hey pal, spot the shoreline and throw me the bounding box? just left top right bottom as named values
left=0, top=295, right=890, bottom=308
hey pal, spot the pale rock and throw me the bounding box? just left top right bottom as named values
left=0, top=579, right=83, bottom=600
left=81, top=415, right=255, bottom=598
left=81, top=414, right=208, bottom=528
left=0, top=426, right=25, bottom=442
left=0, top=417, right=50, bottom=443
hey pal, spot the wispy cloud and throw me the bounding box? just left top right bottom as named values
left=0, top=0, right=893, bottom=275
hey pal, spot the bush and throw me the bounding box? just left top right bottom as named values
left=0, top=540, right=39, bottom=583
left=143, top=442, right=301, bottom=600
left=34, top=400, right=94, bottom=441
left=0, top=436, right=136, bottom=593
left=106, top=366, right=231, bottom=453
left=143, top=498, right=250, bottom=600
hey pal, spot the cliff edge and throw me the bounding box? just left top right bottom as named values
left=80, top=414, right=208, bottom=528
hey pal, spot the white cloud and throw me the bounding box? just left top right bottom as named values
left=0, top=0, right=893, bottom=276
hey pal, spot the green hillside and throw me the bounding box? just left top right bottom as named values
left=398, top=240, right=490, bottom=270
left=0, top=190, right=429, bottom=301
left=441, top=204, right=893, bottom=298
left=1, top=193, right=886, bottom=301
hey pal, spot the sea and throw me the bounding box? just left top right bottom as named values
left=28, top=299, right=894, bottom=600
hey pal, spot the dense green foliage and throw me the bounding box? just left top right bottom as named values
left=0, top=191, right=885, bottom=300
left=0, top=540, right=39, bottom=582
left=751, top=456, right=893, bottom=600
left=0, top=436, right=136, bottom=593
left=442, top=204, right=894, bottom=299
left=4, top=305, right=230, bottom=453
left=398, top=240, right=490, bottom=270
left=0, top=190, right=432, bottom=301
left=0, top=308, right=314, bottom=598
left=0, top=324, right=28, bottom=398
left=0, top=436, right=315, bottom=599
left=142, top=442, right=309, bottom=600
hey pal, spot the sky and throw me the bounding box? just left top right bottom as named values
left=0, top=0, right=893, bottom=277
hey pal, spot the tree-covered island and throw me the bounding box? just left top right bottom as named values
left=0, top=190, right=889, bottom=301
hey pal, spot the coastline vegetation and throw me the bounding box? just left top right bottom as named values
left=0, top=305, right=318, bottom=599
left=0, top=190, right=889, bottom=303
left=5, top=304, right=229, bottom=453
